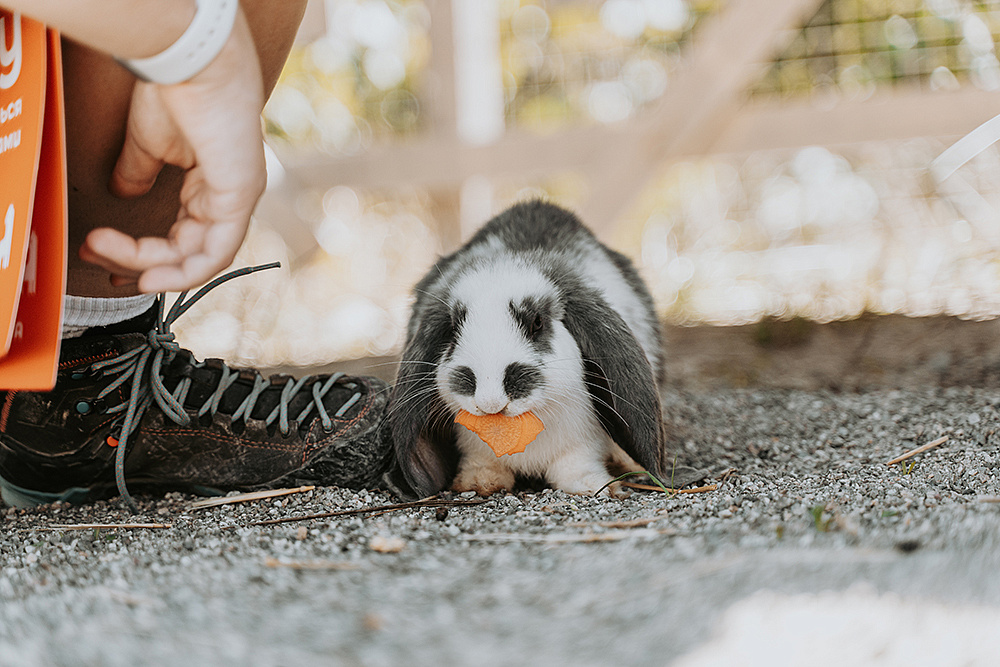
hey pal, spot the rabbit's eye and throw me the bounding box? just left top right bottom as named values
left=510, top=298, right=553, bottom=350
left=529, top=314, right=545, bottom=338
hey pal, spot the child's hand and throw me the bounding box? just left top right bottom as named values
left=80, top=8, right=266, bottom=293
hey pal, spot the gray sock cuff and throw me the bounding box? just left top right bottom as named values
left=62, top=294, right=157, bottom=338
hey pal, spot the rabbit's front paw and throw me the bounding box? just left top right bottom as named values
left=452, top=462, right=516, bottom=497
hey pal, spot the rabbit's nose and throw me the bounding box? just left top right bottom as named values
left=475, top=398, right=509, bottom=416
left=474, top=386, right=509, bottom=415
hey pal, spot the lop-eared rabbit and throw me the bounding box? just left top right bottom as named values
left=390, top=200, right=666, bottom=497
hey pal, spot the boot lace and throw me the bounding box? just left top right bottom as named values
left=88, top=263, right=363, bottom=512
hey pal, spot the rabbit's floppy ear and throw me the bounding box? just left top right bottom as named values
left=389, top=304, right=459, bottom=497
left=561, top=286, right=665, bottom=478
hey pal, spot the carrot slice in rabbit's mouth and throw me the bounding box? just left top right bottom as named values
left=455, top=410, right=545, bottom=457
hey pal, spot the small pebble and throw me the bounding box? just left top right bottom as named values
left=369, top=536, right=406, bottom=553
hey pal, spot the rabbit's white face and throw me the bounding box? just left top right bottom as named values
left=435, top=259, right=581, bottom=418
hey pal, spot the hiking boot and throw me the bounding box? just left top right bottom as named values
left=0, top=264, right=407, bottom=510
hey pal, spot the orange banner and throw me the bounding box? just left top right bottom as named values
left=0, top=13, right=66, bottom=390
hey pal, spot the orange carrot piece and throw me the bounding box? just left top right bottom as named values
left=455, top=410, right=544, bottom=457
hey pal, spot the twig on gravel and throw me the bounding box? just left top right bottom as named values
left=188, top=486, right=316, bottom=510
left=886, top=436, right=949, bottom=466
left=464, top=528, right=676, bottom=543
left=715, top=468, right=738, bottom=481
left=621, top=482, right=718, bottom=494
left=264, top=557, right=360, bottom=571
left=41, top=523, right=172, bottom=530
left=978, top=496, right=1000, bottom=504
left=247, top=496, right=489, bottom=527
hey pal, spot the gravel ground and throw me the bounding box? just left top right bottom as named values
left=4, top=320, right=1000, bottom=666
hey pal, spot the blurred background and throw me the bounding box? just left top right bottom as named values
left=173, top=0, right=1000, bottom=373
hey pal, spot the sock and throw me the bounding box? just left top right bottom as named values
left=62, top=294, right=158, bottom=338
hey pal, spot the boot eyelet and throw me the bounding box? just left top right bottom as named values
left=281, top=421, right=301, bottom=438
left=75, top=401, right=92, bottom=415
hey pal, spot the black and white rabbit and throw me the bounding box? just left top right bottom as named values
left=389, top=200, right=666, bottom=497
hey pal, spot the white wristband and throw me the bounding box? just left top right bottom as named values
left=117, top=0, right=239, bottom=85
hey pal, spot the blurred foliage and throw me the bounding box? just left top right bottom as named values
left=264, top=0, right=431, bottom=153
left=264, top=0, right=1000, bottom=150
left=185, top=0, right=1000, bottom=367
left=499, top=0, right=723, bottom=129
left=263, top=0, right=727, bottom=150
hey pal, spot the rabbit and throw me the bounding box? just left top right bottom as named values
left=389, top=200, right=666, bottom=497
